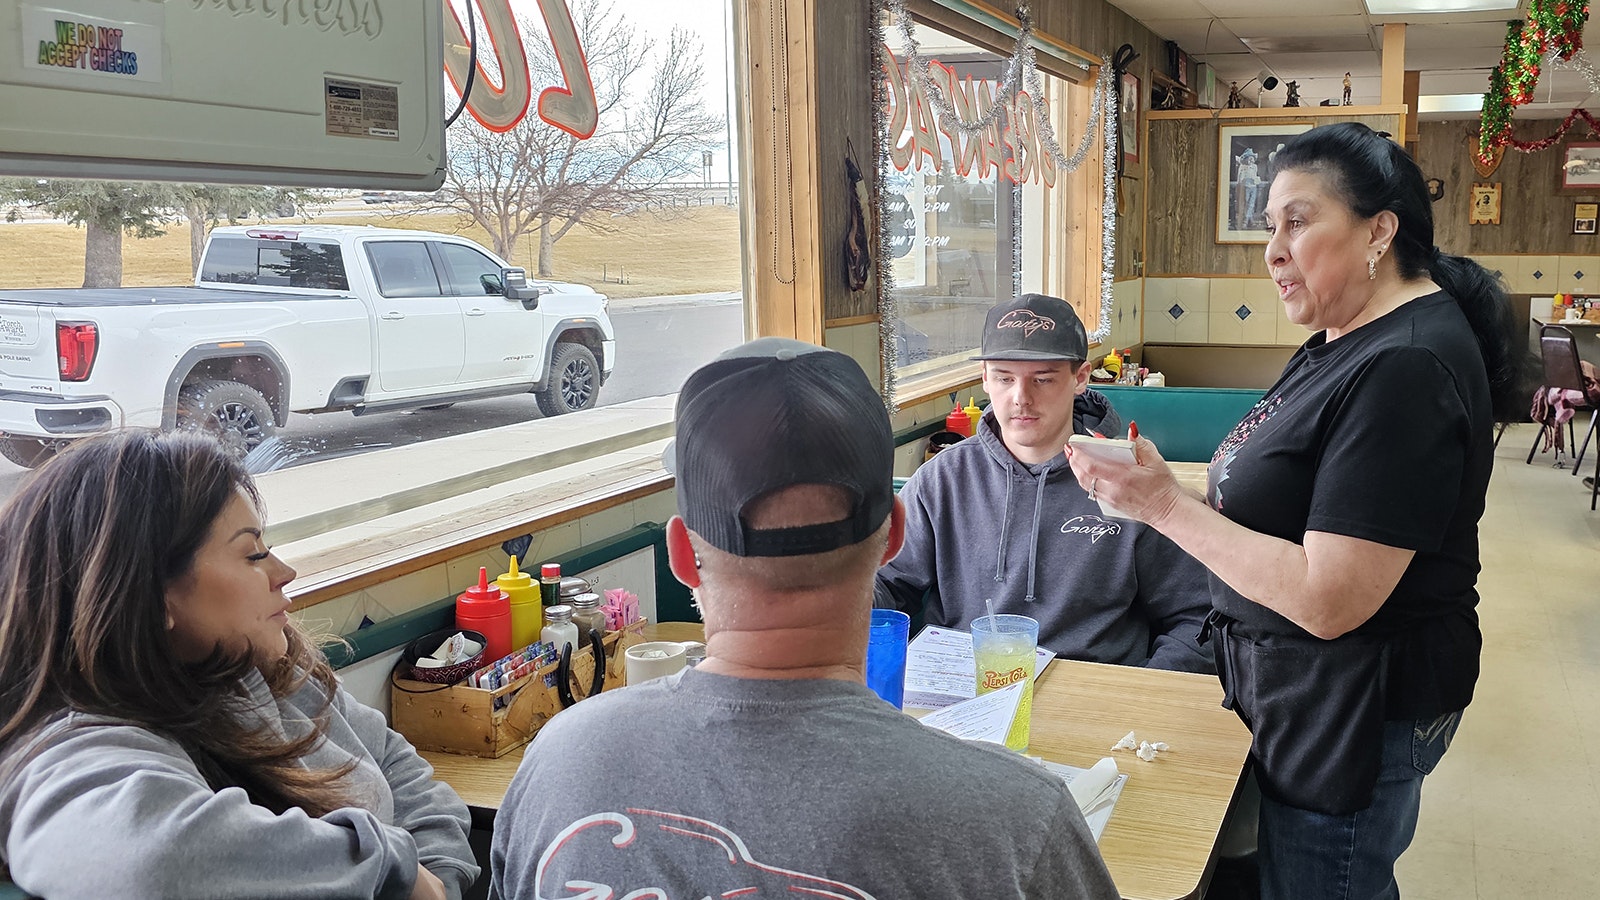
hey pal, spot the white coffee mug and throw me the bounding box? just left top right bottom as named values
left=625, top=641, right=693, bottom=685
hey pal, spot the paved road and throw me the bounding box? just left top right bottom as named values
left=0, top=293, right=745, bottom=502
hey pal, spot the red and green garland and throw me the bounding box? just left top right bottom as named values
left=1479, top=0, right=1591, bottom=164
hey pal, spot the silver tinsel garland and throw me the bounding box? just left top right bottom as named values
left=873, top=0, right=1119, bottom=407
left=1552, top=49, right=1600, bottom=95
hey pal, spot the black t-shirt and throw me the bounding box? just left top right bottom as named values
left=1204, top=291, right=1489, bottom=716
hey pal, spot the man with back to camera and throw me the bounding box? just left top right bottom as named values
left=876, top=293, right=1214, bottom=673
left=490, top=337, right=1120, bottom=900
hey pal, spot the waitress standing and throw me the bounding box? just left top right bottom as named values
left=1066, top=122, right=1521, bottom=899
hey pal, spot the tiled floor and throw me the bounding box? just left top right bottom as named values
left=1395, top=424, right=1600, bottom=899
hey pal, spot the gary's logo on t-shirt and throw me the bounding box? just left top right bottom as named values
left=1060, top=514, right=1121, bottom=543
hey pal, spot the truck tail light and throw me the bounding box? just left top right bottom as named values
left=57, top=322, right=98, bottom=382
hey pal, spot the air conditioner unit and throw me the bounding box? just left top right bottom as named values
left=0, top=0, right=445, bottom=189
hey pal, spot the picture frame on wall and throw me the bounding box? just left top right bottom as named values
left=1564, top=143, right=1600, bottom=190
left=1120, top=73, right=1140, bottom=164
left=1469, top=183, right=1501, bottom=225
left=1575, top=202, right=1598, bottom=234
left=1216, top=123, right=1313, bottom=243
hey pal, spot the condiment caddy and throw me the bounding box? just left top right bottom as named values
left=391, top=617, right=649, bottom=758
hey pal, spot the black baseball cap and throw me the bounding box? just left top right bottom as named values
left=972, top=293, right=1089, bottom=362
left=663, top=338, right=894, bottom=558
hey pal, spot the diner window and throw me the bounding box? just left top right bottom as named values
left=881, top=17, right=1103, bottom=382
left=0, top=0, right=749, bottom=526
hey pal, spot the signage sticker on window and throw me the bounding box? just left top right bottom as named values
left=20, top=4, right=164, bottom=85
left=324, top=77, right=399, bottom=141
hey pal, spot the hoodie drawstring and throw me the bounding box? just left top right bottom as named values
left=995, top=473, right=1013, bottom=583
left=1024, top=464, right=1049, bottom=603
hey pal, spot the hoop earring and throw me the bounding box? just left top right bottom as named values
left=1368, top=257, right=1377, bottom=280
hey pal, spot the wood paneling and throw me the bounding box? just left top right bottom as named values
left=817, top=0, right=878, bottom=323
left=1419, top=119, right=1600, bottom=256
left=1145, top=110, right=1402, bottom=276
left=1032, top=0, right=1168, bottom=282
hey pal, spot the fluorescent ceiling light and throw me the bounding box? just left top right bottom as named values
left=1418, top=93, right=1485, bottom=113
left=1365, top=0, right=1518, bottom=12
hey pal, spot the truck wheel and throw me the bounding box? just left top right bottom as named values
left=176, top=379, right=277, bottom=457
left=536, top=343, right=600, bottom=417
left=0, top=437, right=67, bottom=469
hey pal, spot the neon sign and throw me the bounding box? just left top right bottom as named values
left=444, top=0, right=596, bottom=137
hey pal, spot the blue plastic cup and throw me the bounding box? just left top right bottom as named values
left=865, top=609, right=911, bottom=708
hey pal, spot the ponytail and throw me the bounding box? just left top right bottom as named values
left=1428, top=252, right=1531, bottom=423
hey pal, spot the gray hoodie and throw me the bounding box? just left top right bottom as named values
left=876, top=404, right=1214, bottom=673
left=0, top=669, right=478, bottom=899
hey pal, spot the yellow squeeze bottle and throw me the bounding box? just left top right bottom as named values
left=497, top=555, right=543, bottom=650
left=964, top=397, right=983, bottom=431
left=1102, top=348, right=1122, bottom=377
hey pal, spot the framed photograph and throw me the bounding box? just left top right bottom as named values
left=1562, top=143, right=1600, bottom=190
left=1120, top=72, right=1140, bottom=164
left=1469, top=183, right=1501, bottom=225
left=1576, top=202, right=1598, bottom=234
left=1216, top=123, right=1314, bottom=243
left=1175, top=49, right=1189, bottom=87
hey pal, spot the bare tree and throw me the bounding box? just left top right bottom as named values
left=432, top=0, right=722, bottom=275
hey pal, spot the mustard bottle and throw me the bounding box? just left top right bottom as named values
left=1102, top=348, right=1122, bottom=377
left=497, top=555, right=543, bottom=651
left=964, top=397, right=983, bottom=432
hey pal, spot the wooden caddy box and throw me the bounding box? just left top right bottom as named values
left=391, top=619, right=648, bottom=758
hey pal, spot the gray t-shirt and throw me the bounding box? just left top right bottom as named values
left=491, top=667, right=1118, bottom=900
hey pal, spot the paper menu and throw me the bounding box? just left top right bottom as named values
left=903, top=626, right=1056, bottom=711
left=917, top=682, right=1025, bottom=744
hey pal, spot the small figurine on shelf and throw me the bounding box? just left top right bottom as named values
left=1226, top=81, right=1243, bottom=109
left=1342, top=72, right=1352, bottom=105
left=1284, top=80, right=1300, bottom=107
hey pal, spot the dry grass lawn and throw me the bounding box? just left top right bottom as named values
left=0, top=205, right=742, bottom=299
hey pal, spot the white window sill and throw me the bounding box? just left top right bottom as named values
left=264, top=396, right=677, bottom=609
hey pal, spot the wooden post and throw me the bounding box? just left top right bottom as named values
left=733, top=0, right=825, bottom=343
left=1381, top=24, right=1406, bottom=107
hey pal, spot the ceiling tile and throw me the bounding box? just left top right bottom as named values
left=1244, top=34, right=1376, bottom=53
left=1200, top=0, right=1367, bottom=15
left=1388, top=21, right=1513, bottom=49
left=1256, top=50, right=1382, bottom=78
left=1405, top=47, right=1504, bottom=70
left=1139, top=18, right=1246, bottom=54
left=1104, top=0, right=1214, bottom=20
left=1227, top=16, right=1374, bottom=38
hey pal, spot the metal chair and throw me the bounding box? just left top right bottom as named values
left=1526, top=325, right=1598, bottom=472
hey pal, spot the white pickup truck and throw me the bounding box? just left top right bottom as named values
left=0, top=225, right=615, bottom=467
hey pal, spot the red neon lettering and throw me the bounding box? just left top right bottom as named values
left=443, top=0, right=596, bottom=138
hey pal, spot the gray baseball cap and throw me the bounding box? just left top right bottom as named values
left=971, top=293, right=1089, bottom=362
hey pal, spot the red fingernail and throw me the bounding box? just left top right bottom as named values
left=1092, top=430, right=1106, bottom=439
left=1129, top=422, right=1139, bottom=440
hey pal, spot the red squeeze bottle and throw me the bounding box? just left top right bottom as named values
left=456, top=567, right=512, bottom=662
left=945, top=403, right=972, bottom=437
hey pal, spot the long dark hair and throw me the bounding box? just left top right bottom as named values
left=1274, top=122, right=1528, bottom=420
left=0, top=431, right=352, bottom=816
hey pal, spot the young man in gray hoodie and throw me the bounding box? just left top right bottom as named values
left=876, top=294, right=1214, bottom=672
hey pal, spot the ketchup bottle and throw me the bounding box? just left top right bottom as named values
left=945, top=403, right=972, bottom=437
left=456, top=567, right=511, bottom=662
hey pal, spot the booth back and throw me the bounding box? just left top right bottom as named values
left=1093, top=385, right=1264, bottom=464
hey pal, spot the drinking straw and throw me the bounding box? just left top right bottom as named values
left=985, top=597, right=999, bottom=634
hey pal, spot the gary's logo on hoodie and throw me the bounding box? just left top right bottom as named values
left=1060, top=515, right=1121, bottom=543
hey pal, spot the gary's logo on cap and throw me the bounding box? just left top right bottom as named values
left=996, top=309, right=1056, bottom=338
left=973, top=293, right=1088, bottom=362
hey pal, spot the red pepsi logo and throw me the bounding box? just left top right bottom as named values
left=996, top=309, right=1056, bottom=338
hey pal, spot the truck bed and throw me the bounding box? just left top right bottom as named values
left=0, top=287, right=351, bottom=307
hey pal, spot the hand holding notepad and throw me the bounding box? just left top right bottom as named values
left=1066, top=434, right=1138, bottom=519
